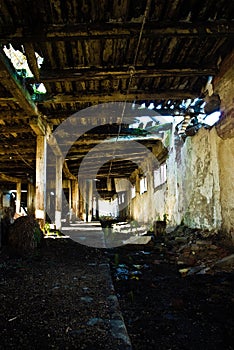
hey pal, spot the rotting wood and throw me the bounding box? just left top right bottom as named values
left=38, top=66, right=217, bottom=82
left=0, top=173, right=21, bottom=183
left=63, top=161, right=77, bottom=180
left=0, top=126, right=32, bottom=134
left=40, top=90, right=198, bottom=105
left=29, top=115, right=47, bottom=135
left=1, top=21, right=233, bottom=42
left=23, top=42, right=40, bottom=82
left=0, top=49, right=39, bottom=117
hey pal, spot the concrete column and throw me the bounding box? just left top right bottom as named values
left=55, top=156, right=63, bottom=230
left=35, top=136, right=47, bottom=225
left=16, top=181, right=21, bottom=215
left=27, top=182, right=35, bottom=215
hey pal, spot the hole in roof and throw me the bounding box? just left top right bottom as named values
left=3, top=44, right=46, bottom=95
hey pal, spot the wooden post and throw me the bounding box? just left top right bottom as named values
left=55, top=156, right=63, bottom=230
left=27, top=182, right=35, bottom=215
left=87, top=179, right=93, bottom=222
left=71, top=180, right=79, bottom=221
left=82, top=179, right=87, bottom=221
left=78, top=181, right=84, bottom=220
left=16, top=181, right=21, bottom=215
left=35, top=136, right=47, bottom=226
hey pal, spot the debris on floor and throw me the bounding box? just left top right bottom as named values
left=108, top=225, right=234, bottom=349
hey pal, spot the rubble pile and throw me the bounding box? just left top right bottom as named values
left=155, top=225, right=234, bottom=275
left=8, top=215, right=43, bottom=255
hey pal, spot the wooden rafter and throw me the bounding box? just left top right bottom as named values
left=39, top=66, right=217, bottom=82
left=0, top=173, right=21, bottom=183
left=1, top=21, right=234, bottom=42
left=23, top=42, right=40, bottom=82
left=40, top=90, right=198, bottom=105
left=0, top=49, right=39, bottom=117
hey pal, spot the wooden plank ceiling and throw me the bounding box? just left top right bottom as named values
left=0, top=0, right=233, bottom=183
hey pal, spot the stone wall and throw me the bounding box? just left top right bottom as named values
left=128, top=51, right=234, bottom=241
left=176, top=128, right=222, bottom=230
left=129, top=125, right=234, bottom=241
left=218, top=136, right=234, bottom=240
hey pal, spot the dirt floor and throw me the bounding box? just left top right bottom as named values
left=0, top=226, right=234, bottom=350
left=0, top=238, right=129, bottom=350
left=108, top=228, right=234, bottom=350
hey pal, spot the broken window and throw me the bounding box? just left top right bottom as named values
left=131, top=185, right=136, bottom=199
left=140, top=176, right=147, bottom=195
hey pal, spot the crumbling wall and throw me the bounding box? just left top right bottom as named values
left=129, top=155, right=167, bottom=226
left=218, top=136, right=234, bottom=240
left=178, top=128, right=222, bottom=230
left=129, top=127, right=223, bottom=233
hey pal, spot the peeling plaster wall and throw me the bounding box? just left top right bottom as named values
left=214, top=50, right=234, bottom=240
left=218, top=137, right=234, bottom=240
left=129, top=161, right=167, bottom=226
left=178, top=128, right=222, bottom=230
left=129, top=127, right=223, bottom=232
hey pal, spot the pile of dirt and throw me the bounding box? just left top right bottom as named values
left=7, top=216, right=43, bottom=256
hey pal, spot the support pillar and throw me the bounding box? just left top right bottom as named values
left=86, top=180, right=93, bottom=222
left=78, top=181, right=84, bottom=220
left=27, top=182, right=35, bottom=215
left=71, top=180, right=79, bottom=221
left=16, top=181, right=21, bottom=215
left=55, top=156, right=62, bottom=230
left=35, top=136, right=47, bottom=226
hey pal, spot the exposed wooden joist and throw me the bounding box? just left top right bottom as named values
left=0, top=49, right=39, bottom=117
left=63, top=161, right=77, bottom=180
left=0, top=147, right=34, bottom=154
left=1, top=21, right=234, bottom=42
left=23, top=42, right=40, bottom=82
left=40, top=90, right=198, bottom=105
left=0, top=126, right=32, bottom=134
left=39, top=66, right=217, bottom=82
left=0, top=173, right=21, bottom=183
left=29, top=115, right=47, bottom=135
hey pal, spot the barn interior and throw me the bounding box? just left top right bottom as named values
left=0, top=0, right=233, bottom=244
left=0, top=1, right=234, bottom=349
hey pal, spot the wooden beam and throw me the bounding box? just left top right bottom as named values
left=63, top=161, right=77, bottom=180
left=0, top=49, right=39, bottom=117
left=39, top=66, right=217, bottom=82
left=29, top=115, right=47, bottom=135
left=0, top=126, right=32, bottom=134
left=0, top=173, right=21, bottom=183
left=1, top=21, right=234, bottom=42
left=40, top=90, right=198, bottom=105
left=23, top=42, right=40, bottom=82
left=47, top=133, right=63, bottom=157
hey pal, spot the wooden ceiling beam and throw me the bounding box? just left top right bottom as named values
left=0, top=173, right=21, bottom=183
left=0, top=147, right=35, bottom=154
left=23, top=42, right=40, bottom=82
left=40, top=90, right=198, bottom=105
left=0, top=126, right=32, bottom=134
left=1, top=21, right=233, bottom=42
left=39, top=66, right=217, bottom=82
left=0, top=49, right=39, bottom=117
